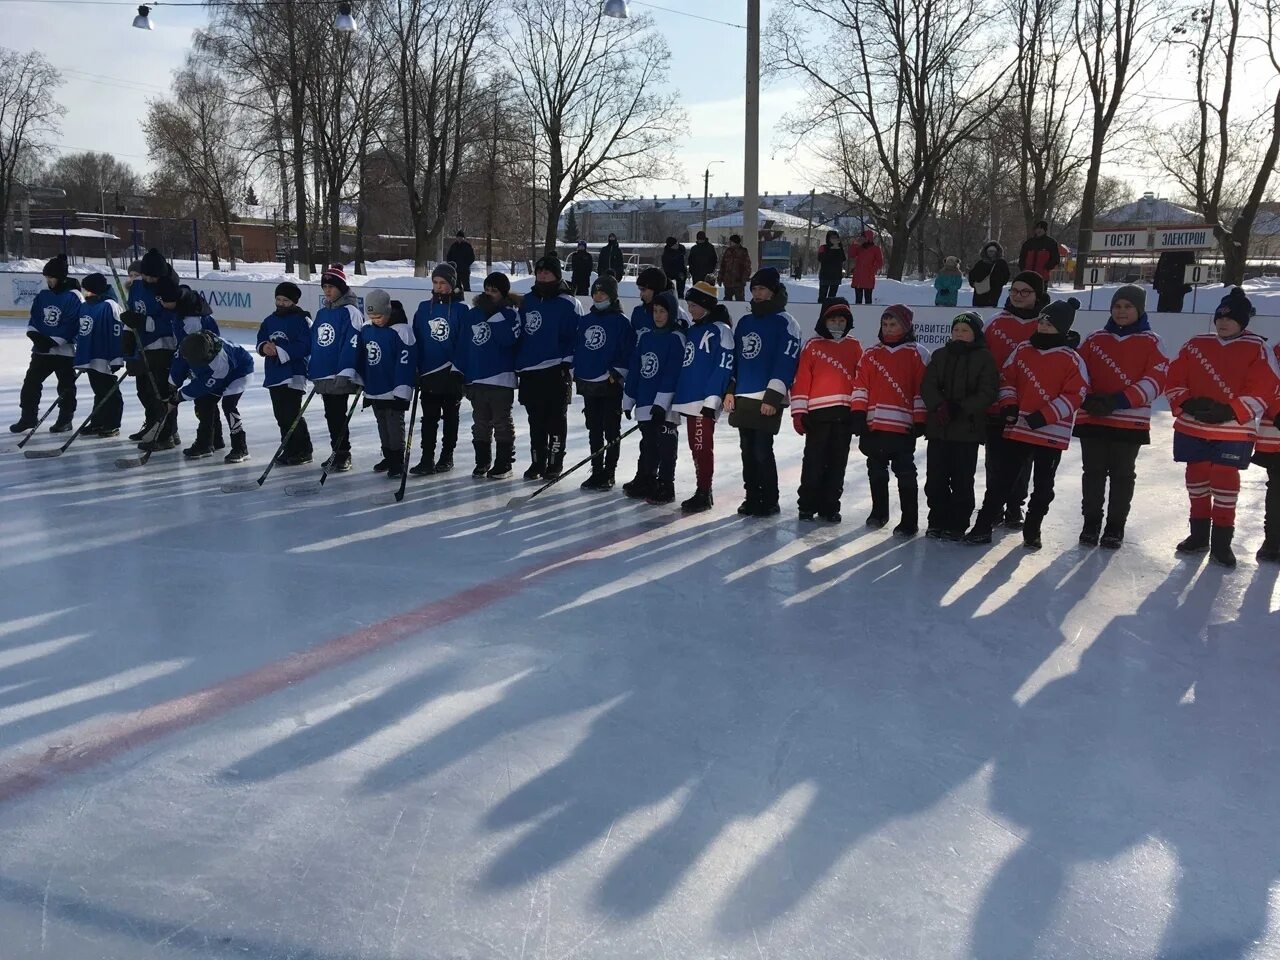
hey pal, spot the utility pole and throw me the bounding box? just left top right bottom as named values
left=529, top=120, right=537, bottom=276
left=742, top=0, right=761, bottom=268
left=702, top=167, right=710, bottom=236
left=804, top=188, right=816, bottom=273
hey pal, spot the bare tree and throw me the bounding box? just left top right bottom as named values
left=144, top=62, right=248, bottom=268
left=509, top=0, right=681, bottom=253
left=1071, top=0, right=1164, bottom=286
left=0, top=49, right=64, bottom=260
left=1152, top=0, right=1280, bottom=284
left=771, top=0, right=1012, bottom=279
left=42, top=151, right=143, bottom=213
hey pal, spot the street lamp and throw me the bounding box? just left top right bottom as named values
left=603, top=0, right=630, bottom=17
left=334, top=2, right=358, bottom=33
left=701, top=160, right=724, bottom=237
left=132, top=4, right=152, bottom=29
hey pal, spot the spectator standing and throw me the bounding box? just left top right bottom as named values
left=1018, top=220, right=1061, bottom=283
left=968, top=241, right=1010, bottom=308
left=688, top=231, right=719, bottom=285
left=445, top=230, right=476, bottom=291
left=719, top=234, right=753, bottom=301
left=934, top=256, right=964, bottom=307
left=599, top=233, right=626, bottom=280
left=662, top=236, right=689, bottom=297
left=848, top=229, right=885, bottom=304
left=1153, top=250, right=1195, bottom=313
left=568, top=240, right=594, bottom=295
left=816, top=230, right=846, bottom=303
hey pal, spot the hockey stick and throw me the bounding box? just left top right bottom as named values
left=506, top=423, right=640, bottom=510
left=284, top=390, right=363, bottom=496
left=5, top=373, right=82, bottom=452
left=221, top=387, right=316, bottom=493
left=25, top=369, right=129, bottom=459
left=115, top=403, right=175, bottom=469
left=371, top=385, right=419, bottom=506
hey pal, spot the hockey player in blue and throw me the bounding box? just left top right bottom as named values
left=575, top=274, right=634, bottom=491
left=723, top=267, right=802, bottom=516
left=311, top=264, right=364, bottom=473
left=158, top=277, right=223, bottom=452
left=631, top=266, right=691, bottom=338
left=11, top=255, right=82, bottom=435
left=257, top=281, right=314, bottom=465
left=74, top=273, right=125, bottom=438
left=516, top=255, right=581, bottom=480
left=358, top=289, right=417, bottom=480
left=623, top=288, right=687, bottom=505
left=409, top=262, right=467, bottom=476
left=121, top=249, right=182, bottom=447
left=674, top=281, right=735, bottom=512
left=169, top=331, right=255, bottom=463
left=457, top=272, right=521, bottom=479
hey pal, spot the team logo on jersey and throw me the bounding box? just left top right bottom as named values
left=741, top=332, right=762, bottom=360
left=584, top=324, right=606, bottom=350
left=524, top=310, right=543, bottom=334
left=42, top=306, right=62, bottom=327
left=366, top=341, right=382, bottom=366
left=132, top=300, right=146, bottom=314
left=683, top=340, right=695, bottom=366
left=79, top=315, right=93, bottom=336
left=472, top=323, right=491, bottom=346
left=316, top=323, right=336, bottom=347
left=429, top=318, right=450, bottom=342
left=640, top=351, right=659, bottom=379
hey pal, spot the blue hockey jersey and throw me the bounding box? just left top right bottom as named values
left=170, top=338, right=255, bottom=401
left=310, top=296, right=364, bottom=384
left=75, top=296, right=125, bottom=374
left=624, top=325, right=687, bottom=423
left=412, top=294, right=467, bottom=376
left=630, top=299, right=691, bottom=339
left=169, top=289, right=220, bottom=339
left=358, top=321, right=417, bottom=401
left=28, top=283, right=84, bottom=358
left=674, top=315, right=735, bottom=416
left=574, top=304, right=634, bottom=385
left=456, top=295, right=520, bottom=388
left=733, top=302, right=802, bottom=405
left=516, top=286, right=580, bottom=372
left=256, top=306, right=312, bottom=390
left=128, top=274, right=176, bottom=353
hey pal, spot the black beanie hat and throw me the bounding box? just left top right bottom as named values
left=82, top=273, right=109, bottom=296
left=952, top=310, right=985, bottom=342
left=591, top=273, right=619, bottom=301
left=484, top=272, right=511, bottom=297
left=155, top=275, right=182, bottom=303
left=180, top=331, right=219, bottom=366
left=274, top=281, right=302, bottom=304
left=139, top=248, right=167, bottom=278
left=432, top=261, right=458, bottom=288
left=1011, top=270, right=1046, bottom=298
left=1214, top=286, right=1254, bottom=328
left=749, top=267, right=781, bottom=293
left=534, top=255, right=562, bottom=281
left=635, top=266, right=668, bottom=293
left=42, top=254, right=68, bottom=280
left=1040, top=297, right=1081, bottom=335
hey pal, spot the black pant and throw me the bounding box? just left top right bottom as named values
left=1079, top=436, right=1141, bottom=527
left=583, top=390, right=622, bottom=478
left=723, top=286, right=745, bottom=302
left=194, top=393, right=242, bottom=443
left=269, top=386, right=313, bottom=457
left=457, top=268, right=472, bottom=292
left=371, top=399, right=406, bottom=453
left=853, top=287, right=873, bottom=304
left=674, top=277, right=687, bottom=297
left=985, top=421, right=1031, bottom=513
left=979, top=440, right=1061, bottom=523
left=85, top=369, right=123, bottom=431
left=925, top=439, right=979, bottom=533
left=739, top=428, right=778, bottom=507
left=797, top=418, right=853, bottom=515
left=1265, top=466, right=1279, bottom=542
left=572, top=275, right=591, bottom=296
left=1156, top=290, right=1185, bottom=313
left=137, top=350, right=177, bottom=439
left=322, top=393, right=354, bottom=454
left=418, top=390, right=461, bottom=459
left=861, top=430, right=917, bottom=484
left=469, top=384, right=516, bottom=446
left=19, top=353, right=76, bottom=421
left=519, top=367, right=569, bottom=465
left=817, top=281, right=841, bottom=302
left=636, top=418, right=677, bottom=483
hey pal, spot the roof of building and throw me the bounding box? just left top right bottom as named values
left=703, top=208, right=817, bottom=229
left=1095, top=196, right=1202, bottom=227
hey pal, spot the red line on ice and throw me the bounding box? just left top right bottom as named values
left=0, top=517, right=670, bottom=805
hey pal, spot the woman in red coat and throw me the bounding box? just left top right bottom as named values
left=848, top=229, right=885, bottom=305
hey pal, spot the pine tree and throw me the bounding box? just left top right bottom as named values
left=564, top=204, right=579, bottom=243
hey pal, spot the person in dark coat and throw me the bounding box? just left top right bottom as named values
left=1153, top=250, right=1195, bottom=312
left=968, top=241, right=1011, bottom=308
left=719, top=234, right=752, bottom=301
left=688, top=231, right=718, bottom=284
left=661, top=236, right=689, bottom=296
left=816, top=230, right=846, bottom=303
left=599, top=233, right=625, bottom=280
left=568, top=241, right=594, bottom=295
left=920, top=311, right=1000, bottom=539
left=1018, top=221, right=1061, bottom=282
left=445, top=230, right=476, bottom=291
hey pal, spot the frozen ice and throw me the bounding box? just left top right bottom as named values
left=0, top=321, right=1277, bottom=959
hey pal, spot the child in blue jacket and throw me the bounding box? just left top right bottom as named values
left=516, top=255, right=580, bottom=480
left=623, top=289, right=687, bottom=505
left=576, top=274, right=634, bottom=491
left=358, top=289, right=417, bottom=480
left=457, top=273, right=521, bottom=479
left=674, top=281, right=735, bottom=512
left=410, top=262, right=467, bottom=476
left=170, top=331, right=255, bottom=463
left=311, top=264, right=364, bottom=473
left=75, top=273, right=125, bottom=437
left=257, top=281, right=314, bottom=465
left=934, top=256, right=964, bottom=307
left=12, top=255, right=82, bottom=435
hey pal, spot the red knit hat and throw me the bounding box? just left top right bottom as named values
left=881, top=303, right=914, bottom=331
left=320, top=263, right=348, bottom=291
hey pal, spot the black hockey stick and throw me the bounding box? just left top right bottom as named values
left=506, top=423, right=640, bottom=510
left=284, top=390, right=363, bottom=496
left=5, top=373, right=82, bottom=452
left=371, top=385, right=419, bottom=506
left=221, top=387, right=317, bottom=493
left=24, top=369, right=129, bottom=459
left=115, top=403, right=175, bottom=469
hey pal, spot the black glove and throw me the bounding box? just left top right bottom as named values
left=120, top=309, right=147, bottom=330
left=1001, top=404, right=1019, bottom=425
left=120, top=328, right=138, bottom=356
left=945, top=400, right=962, bottom=420
left=624, top=408, right=633, bottom=420
left=1081, top=393, right=1117, bottom=417
left=27, top=330, right=56, bottom=351
left=849, top=410, right=868, bottom=436
left=1180, top=396, right=1212, bottom=418
left=910, top=422, right=926, bottom=438
left=650, top=405, right=665, bottom=422
left=1024, top=411, right=1048, bottom=431
left=700, top=406, right=717, bottom=419
left=1196, top=400, right=1236, bottom=424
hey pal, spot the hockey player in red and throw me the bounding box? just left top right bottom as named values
left=1073, top=285, right=1169, bottom=549
left=966, top=297, right=1089, bottom=550
left=1165, top=287, right=1280, bottom=567
left=792, top=298, right=863, bottom=521
left=1253, top=341, right=1280, bottom=562
left=850, top=304, right=930, bottom=535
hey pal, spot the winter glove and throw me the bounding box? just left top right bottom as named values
left=26, top=330, right=56, bottom=351
left=1196, top=400, right=1236, bottom=424
left=946, top=400, right=962, bottom=420
left=1024, top=411, right=1048, bottom=431
left=910, top=422, right=927, bottom=438
left=792, top=414, right=806, bottom=436
left=650, top=405, right=665, bottom=422
left=1112, top=392, right=1132, bottom=411
left=120, top=309, right=147, bottom=330
left=560, top=362, right=573, bottom=385
left=849, top=410, right=868, bottom=436
left=120, top=328, right=138, bottom=356
left=623, top=408, right=633, bottom=420
left=700, top=406, right=716, bottom=420
left=933, top=403, right=952, bottom=428
left=1001, top=404, right=1020, bottom=425
left=1180, top=396, right=1212, bottom=418
left=1081, top=393, right=1118, bottom=417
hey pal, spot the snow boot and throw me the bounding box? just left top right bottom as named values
left=1100, top=519, right=1125, bottom=550
left=434, top=447, right=454, bottom=473
left=409, top=454, right=435, bottom=477
left=223, top=432, right=250, bottom=464
left=622, top=474, right=653, bottom=500
left=1209, top=525, right=1237, bottom=568
left=325, top=451, right=353, bottom=473
left=385, top=450, right=405, bottom=480
left=820, top=511, right=842, bottom=523
left=523, top=449, right=544, bottom=481
left=1003, top=504, right=1025, bottom=530
left=866, top=478, right=890, bottom=528
left=1257, top=539, right=1280, bottom=563
left=964, top=512, right=995, bottom=545
left=646, top=481, right=675, bottom=505
left=183, top=437, right=214, bottom=459
left=1176, top=517, right=1211, bottom=555
left=544, top=451, right=565, bottom=482
left=580, top=471, right=609, bottom=491
left=9, top=414, right=37, bottom=434
left=128, top=420, right=152, bottom=442
left=49, top=415, right=74, bottom=434
left=472, top=442, right=492, bottom=478
left=892, top=480, right=918, bottom=536
left=681, top=487, right=713, bottom=513
left=1022, top=511, right=1044, bottom=551
left=372, top=455, right=390, bottom=473
left=488, top=442, right=515, bottom=480
left=282, top=451, right=313, bottom=466
left=1079, top=516, right=1102, bottom=547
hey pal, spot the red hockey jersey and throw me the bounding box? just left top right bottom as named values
left=998, top=342, right=1090, bottom=449
left=791, top=336, right=863, bottom=414
left=1165, top=332, right=1280, bottom=444
left=1249, top=342, right=1280, bottom=454
left=850, top=340, right=930, bottom=433
left=984, top=310, right=1038, bottom=413
left=1074, top=328, right=1170, bottom=433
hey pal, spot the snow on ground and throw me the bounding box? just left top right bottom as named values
left=0, top=319, right=1278, bottom=959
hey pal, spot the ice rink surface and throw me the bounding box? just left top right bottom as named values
left=0, top=321, right=1277, bottom=959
